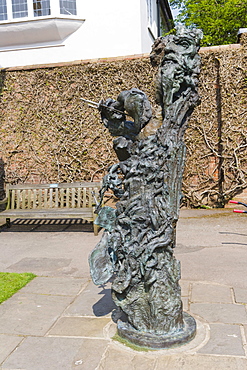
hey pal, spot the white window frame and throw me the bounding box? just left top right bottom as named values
left=146, top=0, right=158, bottom=41
left=147, top=0, right=153, bottom=25
left=3, top=0, right=77, bottom=21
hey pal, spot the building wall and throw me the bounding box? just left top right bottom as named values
left=0, top=0, right=158, bottom=68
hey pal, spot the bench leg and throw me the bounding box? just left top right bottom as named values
left=93, top=223, right=99, bottom=236
left=92, top=207, right=99, bottom=236
left=6, top=218, right=11, bottom=228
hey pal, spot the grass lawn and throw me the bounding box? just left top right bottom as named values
left=0, top=272, right=36, bottom=304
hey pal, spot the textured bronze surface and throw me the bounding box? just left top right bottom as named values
left=117, top=312, right=196, bottom=349
left=89, top=26, right=202, bottom=346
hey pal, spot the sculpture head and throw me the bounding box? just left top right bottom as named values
left=151, top=26, right=203, bottom=114
left=162, top=26, right=203, bottom=69
left=150, top=26, right=202, bottom=67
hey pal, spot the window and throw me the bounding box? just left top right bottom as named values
left=33, top=0, right=50, bottom=17
left=59, top=0, right=76, bottom=16
left=12, top=0, right=28, bottom=18
left=158, top=2, right=173, bottom=37
left=0, top=0, right=7, bottom=20
left=0, top=0, right=78, bottom=21
left=0, top=0, right=83, bottom=49
left=147, top=0, right=153, bottom=24
left=159, top=7, right=169, bottom=35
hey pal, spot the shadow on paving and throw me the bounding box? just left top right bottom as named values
left=219, top=231, right=247, bottom=237
left=0, top=218, right=97, bottom=233
left=92, top=287, right=118, bottom=317
left=219, top=231, right=247, bottom=246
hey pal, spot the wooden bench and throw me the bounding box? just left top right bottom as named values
left=0, top=182, right=101, bottom=235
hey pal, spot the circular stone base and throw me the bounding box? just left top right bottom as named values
left=117, top=312, right=196, bottom=350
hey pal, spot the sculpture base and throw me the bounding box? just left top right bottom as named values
left=117, top=312, right=196, bottom=350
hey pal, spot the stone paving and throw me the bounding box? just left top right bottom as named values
left=0, top=209, right=247, bottom=369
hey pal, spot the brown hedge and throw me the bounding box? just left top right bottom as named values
left=0, top=46, right=246, bottom=207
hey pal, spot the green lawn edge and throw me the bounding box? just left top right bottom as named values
left=0, top=272, right=36, bottom=304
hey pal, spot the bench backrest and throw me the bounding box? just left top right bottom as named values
left=5, top=182, right=101, bottom=210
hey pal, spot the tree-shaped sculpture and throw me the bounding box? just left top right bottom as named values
left=89, top=26, right=203, bottom=349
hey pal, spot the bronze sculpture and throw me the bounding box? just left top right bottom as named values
left=89, top=26, right=203, bottom=349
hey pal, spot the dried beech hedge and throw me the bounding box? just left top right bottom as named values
left=0, top=46, right=246, bottom=207
left=184, top=47, right=247, bottom=207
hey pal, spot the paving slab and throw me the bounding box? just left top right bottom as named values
left=0, top=210, right=247, bottom=368
left=72, top=338, right=109, bottom=369
left=97, top=344, right=157, bottom=370
left=48, top=316, right=111, bottom=338
left=177, top=246, right=247, bottom=290
left=0, top=292, right=72, bottom=336
left=198, top=323, right=245, bottom=356
left=20, top=276, right=89, bottom=296
left=1, top=337, right=108, bottom=370
left=180, top=280, right=190, bottom=297
left=233, top=287, right=247, bottom=304
left=190, top=303, right=247, bottom=324
left=191, top=283, right=233, bottom=304
left=155, top=354, right=247, bottom=370
left=177, top=210, right=247, bottom=248
left=64, top=280, right=117, bottom=317
left=8, top=257, right=73, bottom=274
left=0, top=335, right=24, bottom=365
left=176, top=210, right=247, bottom=290
left=0, top=231, right=101, bottom=277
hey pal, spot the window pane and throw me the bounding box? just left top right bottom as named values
left=159, top=6, right=169, bottom=35
left=60, top=0, right=77, bottom=15
left=12, top=0, right=28, bottom=18
left=33, top=0, right=50, bottom=17
left=0, top=0, right=7, bottom=21
left=147, top=0, right=153, bottom=24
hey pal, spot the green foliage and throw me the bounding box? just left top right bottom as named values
left=0, top=272, right=36, bottom=304
left=170, top=0, right=247, bottom=46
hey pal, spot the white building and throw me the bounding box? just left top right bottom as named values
left=0, top=0, right=173, bottom=68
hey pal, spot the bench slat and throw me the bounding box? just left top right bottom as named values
left=72, top=188, right=75, bottom=208
left=21, top=189, right=25, bottom=210
left=66, top=188, right=70, bottom=208
left=89, top=188, right=92, bottom=207
left=49, top=188, right=53, bottom=208
left=16, top=190, right=21, bottom=209
left=27, top=189, right=31, bottom=209
left=33, top=189, right=37, bottom=209
left=77, top=188, right=81, bottom=208
left=55, top=188, right=59, bottom=208
left=0, top=208, right=94, bottom=219
left=83, top=188, right=86, bottom=207
left=11, top=189, right=15, bottom=209
left=6, top=182, right=101, bottom=190
left=44, top=189, right=48, bottom=208
left=60, top=188, right=64, bottom=208
left=38, top=189, right=42, bottom=209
